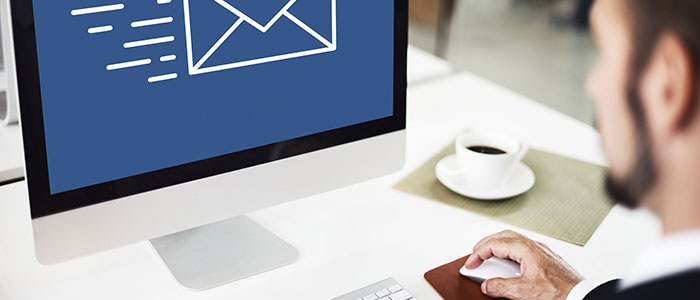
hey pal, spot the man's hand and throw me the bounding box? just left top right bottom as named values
left=464, top=230, right=584, bottom=300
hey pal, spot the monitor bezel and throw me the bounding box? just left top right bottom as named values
left=11, top=0, right=408, bottom=219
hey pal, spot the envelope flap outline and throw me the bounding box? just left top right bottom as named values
left=214, top=0, right=297, bottom=32
left=184, top=0, right=337, bottom=75
left=219, top=0, right=293, bottom=27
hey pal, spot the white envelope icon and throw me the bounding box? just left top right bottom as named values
left=183, top=0, right=337, bottom=75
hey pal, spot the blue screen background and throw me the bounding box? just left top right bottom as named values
left=31, top=0, right=395, bottom=194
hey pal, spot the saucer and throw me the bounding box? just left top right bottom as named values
left=435, top=154, right=535, bottom=200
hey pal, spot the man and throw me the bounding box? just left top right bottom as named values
left=464, top=0, right=700, bottom=299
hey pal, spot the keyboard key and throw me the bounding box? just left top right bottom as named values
left=330, top=278, right=414, bottom=300
left=388, top=285, right=403, bottom=293
left=389, top=290, right=412, bottom=300
left=376, top=289, right=391, bottom=297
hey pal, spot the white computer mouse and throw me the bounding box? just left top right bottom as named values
left=459, top=257, right=522, bottom=283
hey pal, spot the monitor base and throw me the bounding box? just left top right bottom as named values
left=150, top=215, right=299, bottom=290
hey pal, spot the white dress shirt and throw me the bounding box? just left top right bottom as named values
left=566, top=229, right=700, bottom=300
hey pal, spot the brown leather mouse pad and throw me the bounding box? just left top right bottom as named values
left=424, top=255, right=503, bottom=300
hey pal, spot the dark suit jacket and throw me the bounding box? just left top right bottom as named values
left=584, top=269, right=700, bottom=300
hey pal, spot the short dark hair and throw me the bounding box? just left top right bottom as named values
left=626, top=0, right=700, bottom=127
left=606, top=0, right=700, bottom=207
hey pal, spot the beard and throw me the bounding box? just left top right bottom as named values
left=604, top=133, right=657, bottom=209
left=603, top=67, right=660, bottom=209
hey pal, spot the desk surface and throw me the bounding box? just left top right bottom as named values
left=0, top=72, right=660, bottom=300
left=407, top=46, right=452, bottom=85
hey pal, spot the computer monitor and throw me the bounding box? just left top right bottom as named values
left=4, top=0, right=406, bottom=289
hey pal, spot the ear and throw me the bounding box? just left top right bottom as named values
left=641, top=33, right=696, bottom=139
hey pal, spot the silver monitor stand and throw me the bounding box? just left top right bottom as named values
left=150, top=215, right=299, bottom=290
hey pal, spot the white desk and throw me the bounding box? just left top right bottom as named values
left=0, top=47, right=450, bottom=185
left=0, top=72, right=661, bottom=300
left=407, top=46, right=452, bottom=85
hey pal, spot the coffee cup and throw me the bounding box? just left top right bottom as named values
left=453, top=130, right=528, bottom=189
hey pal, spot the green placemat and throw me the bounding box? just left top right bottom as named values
left=393, top=144, right=613, bottom=246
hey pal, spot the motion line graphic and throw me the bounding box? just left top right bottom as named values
left=70, top=1, right=178, bottom=83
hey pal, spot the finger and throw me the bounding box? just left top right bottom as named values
left=465, top=247, right=494, bottom=269
left=481, top=277, right=525, bottom=299
left=473, top=230, right=521, bottom=251
left=464, top=254, right=483, bottom=270
left=536, top=241, right=552, bottom=252
left=467, top=234, right=503, bottom=268
left=466, top=239, right=504, bottom=269
left=466, top=238, right=529, bottom=269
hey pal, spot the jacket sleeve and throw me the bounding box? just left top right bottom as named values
left=582, top=279, right=621, bottom=300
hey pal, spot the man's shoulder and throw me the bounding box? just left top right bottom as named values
left=585, top=269, right=700, bottom=300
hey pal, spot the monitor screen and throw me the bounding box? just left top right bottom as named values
left=13, top=0, right=406, bottom=218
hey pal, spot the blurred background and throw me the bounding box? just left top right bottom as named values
left=410, top=0, right=596, bottom=125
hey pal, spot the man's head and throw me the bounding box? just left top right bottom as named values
left=587, top=0, right=700, bottom=208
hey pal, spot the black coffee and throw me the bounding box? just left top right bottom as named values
left=467, top=146, right=506, bottom=155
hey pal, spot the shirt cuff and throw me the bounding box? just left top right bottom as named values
left=566, top=279, right=613, bottom=300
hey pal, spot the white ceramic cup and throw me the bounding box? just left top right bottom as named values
left=454, top=130, right=528, bottom=189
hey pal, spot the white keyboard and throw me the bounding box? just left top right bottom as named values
left=331, top=278, right=416, bottom=300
